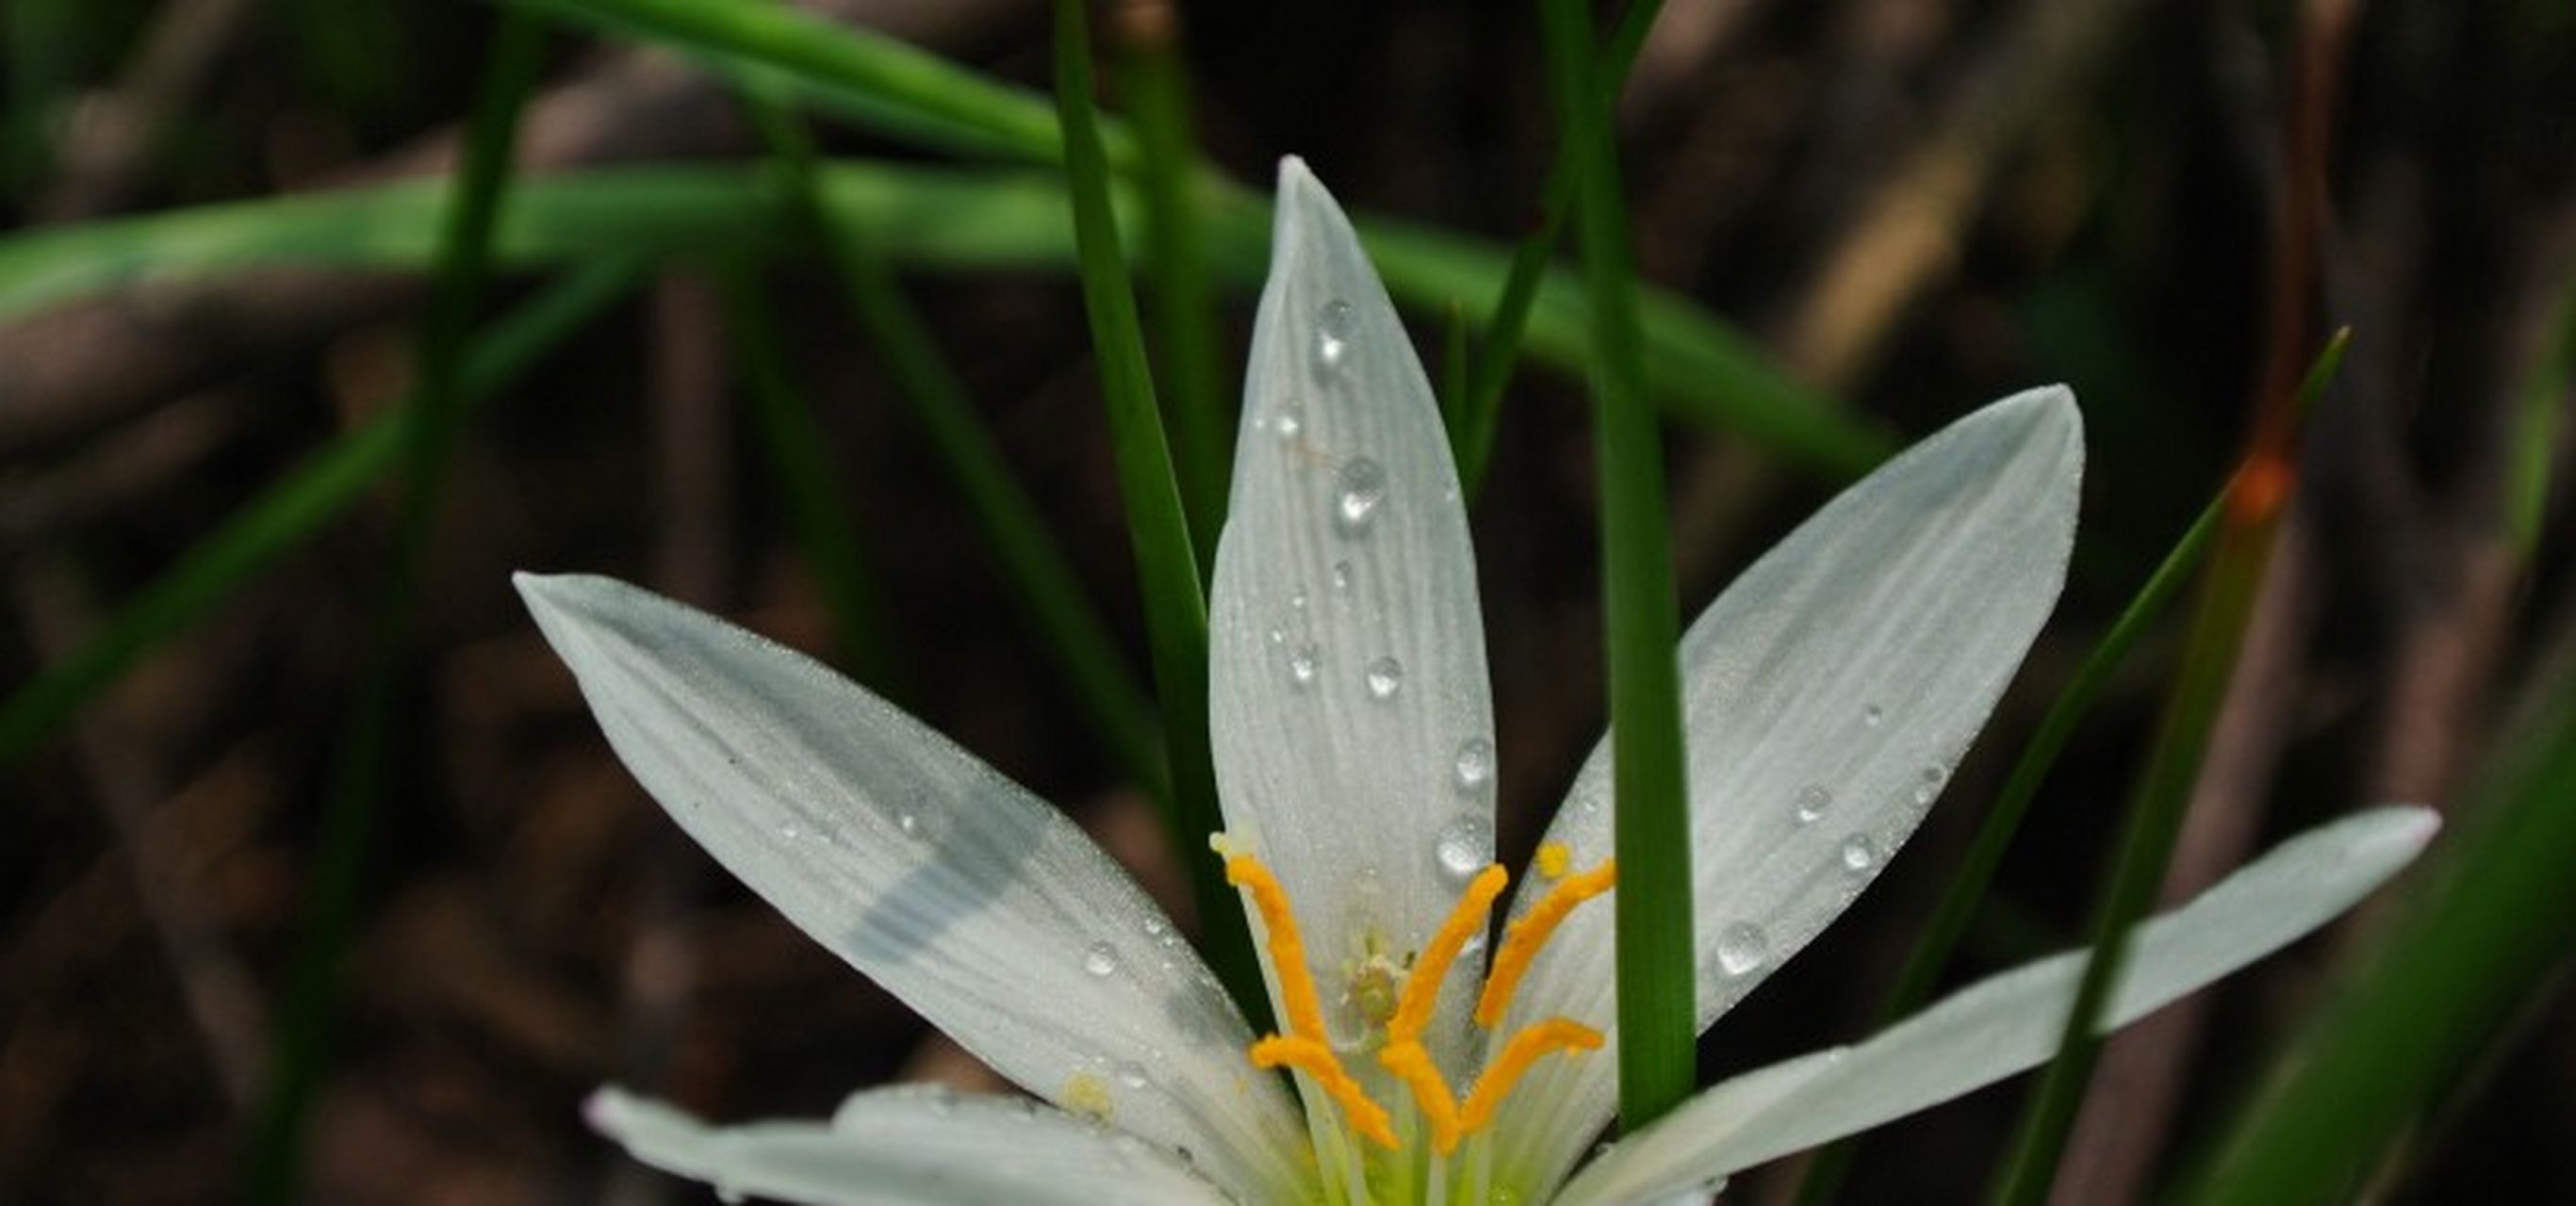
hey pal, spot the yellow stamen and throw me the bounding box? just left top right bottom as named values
left=1225, top=855, right=1332, bottom=1044
left=1376, top=1039, right=1462, bottom=1153
left=1458, top=1019, right=1603, bottom=1135
left=1474, top=859, right=1617, bottom=1027
left=1534, top=840, right=1572, bottom=880
left=1252, top=1035, right=1397, bottom=1149
left=1386, top=864, right=1508, bottom=1043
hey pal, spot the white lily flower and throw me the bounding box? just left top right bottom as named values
left=521, top=159, right=2435, bottom=1206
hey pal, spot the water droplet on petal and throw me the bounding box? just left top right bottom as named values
left=1434, top=814, right=1493, bottom=880
left=1794, top=784, right=1831, bottom=824
left=779, top=823, right=800, bottom=841
left=1331, top=560, right=1354, bottom=591
left=1315, top=300, right=1356, bottom=369
left=1452, top=738, right=1496, bottom=790
left=1912, top=763, right=1947, bottom=805
left=1840, top=835, right=1879, bottom=872
left=1333, top=458, right=1388, bottom=534
left=1113, top=1060, right=1152, bottom=1089
left=1272, top=404, right=1304, bottom=440
left=1862, top=704, right=1885, bottom=728
left=1716, top=922, right=1771, bottom=977
left=1082, top=941, right=1122, bottom=978
left=1288, top=643, right=1321, bottom=688
left=1364, top=656, right=1403, bottom=699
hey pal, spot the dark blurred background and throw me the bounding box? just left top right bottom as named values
left=3, top=0, right=2570, bottom=1202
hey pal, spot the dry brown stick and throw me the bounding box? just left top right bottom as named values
left=0, top=0, right=1037, bottom=464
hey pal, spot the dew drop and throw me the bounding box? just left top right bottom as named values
left=1113, top=1060, right=1152, bottom=1089
left=1434, top=814, right=1493, bottom=881
left=1452, top=738, right=1496, bottom=790
left=1794, top=784, right=1832, bottom=824
left=779, top=823, right=800, bottom=841
left=1862, top=704, right=1886, bottom=728
left=1364, top=656, right=1404, bottom=699
left=1314, top=299, right=1356, bottom=368
left=896, top=811, right=929, bottom=840
left=1272, top=404, right=1304, bottom=440
left=1333, top=458, right=1389, bottom=534
left=1912, top=765, right=1946, bottom=806
left=1288, top=590, right=1310, bottom=611
left=1715, top=922, right=1771, bottom=977
left=1082, top=940, right=1122, bottom=978
left=1331, top=560, right=1354, bottom=591
left=1287, top=643, right=1321, bottom=688
left=1839, top=835, right=1879, bottom=872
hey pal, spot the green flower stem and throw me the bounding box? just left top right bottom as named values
left=1540, top=0, right=1698, bottom=1131
left=1985, top=334, right=2349, bottom=1206
left=1052, top=0, right=1262, bottom=1019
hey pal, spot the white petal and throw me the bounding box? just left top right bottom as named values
left=1207, top=159, right=1496, bottom=1056
left=588, top=1086, right=1233, bottom=1206
left=1552, top=807, right=2439, bottom=1206
left=1487, top=389, right=2083, bottom=1189
left=517, top=574, right=1309, bottom=1202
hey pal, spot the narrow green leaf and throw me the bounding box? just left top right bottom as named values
left=0, top=162, right=1891, bottom=472
left=1791, top=473, right=2229, bottom=1206
left=1539, top=0, right=1697, bottom=1131
left=1985, top=334, right=2350, bottom=1206
left=714, top=260, right=907, bottom=694
left=248, top=14, right=550, bottom=1200
left=1052, top=0, right=1261, bottom=1018
left=1115, top=11, right=1229, bottom=572
left=732, top=91, right=1171, bottom=803
left=1460, top=0, right=1665, bottom=493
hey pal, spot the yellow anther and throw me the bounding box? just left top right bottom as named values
left=1474, top=859, right=1617, bottom=1027
left=1459, top=1019, right=1602, bottom=1135
left=1224, top=855, right=1332, bottom=1045
left=1251, top=1035, right=1397, bottom=1149
left=1377, top=1040, right=1464, bottom=1154
left=1387, top=864, right=1508, bottom=1043
left=1534, top=841, right=1572, bottom=880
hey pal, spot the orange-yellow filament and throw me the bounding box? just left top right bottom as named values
left=1386, top=864, right=1508, bottom=1043
left=1474, top=859, right=1618, bottom=1027
left=1376, top=1040, right=1462, bottom=1153
left=1458, top=1019, right=1603, bottom=1135
left=1252, top=1035, right=1398, bottom=1149
left=1225, top=855, right=1331, bottom=1044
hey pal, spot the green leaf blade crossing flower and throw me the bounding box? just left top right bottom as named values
left=524, top=160, right=2434, bottom=1206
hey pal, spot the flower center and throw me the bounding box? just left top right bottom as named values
left=1222, top=842, right=1618, bottom=1158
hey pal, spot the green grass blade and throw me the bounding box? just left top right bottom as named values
left=2175, top=646, right=2576, bottom=1206
left=1984, top=334, right=2350, bottom=1206
left=734, top=90, right=1171, bottom=797
left=509, top=0, right=1075, bottom=165
left=1116, top=11, right=1228, bottom=572
left=715, top=259, right=908, bottom=694
left=0, top=259, right=645, bottom=766
left=0, top=162, right=1891, bottom=473
left=1458, top=0, right=1664, bottom=497
left=1052, top=0, right=1259, bottom=1016
left=1540, top=0, right=1697, bottom=1131
left=247, top=14, right=550, bottom=1199
left=1790, top=481, right=2230, bottom=1206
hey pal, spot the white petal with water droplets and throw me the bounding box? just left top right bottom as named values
left=1553, top=807, right=2437, bottom=1206
left=588, top=1086, right=1233, bottom=1206
left=1487, top=389, right=2084, bottom=1191
left=1208, top=159, right=1496, bottom=1060
left=517, top=574, right=1309, bottom=1203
